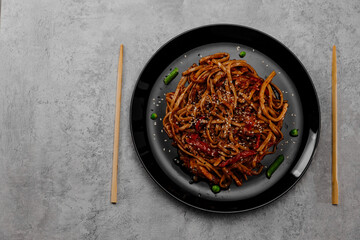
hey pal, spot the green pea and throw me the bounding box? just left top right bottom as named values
left=239, top=51, right=246, bottom=58
left=290, top=129, right=299, bottom=137
left=150, top=113, right=157, bottom=120
left=211, top=185, right=221, bottom=193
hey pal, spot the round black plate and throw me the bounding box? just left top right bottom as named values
left=130, top=24, right=320, bottom=213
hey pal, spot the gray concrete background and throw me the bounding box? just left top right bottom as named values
left=0, top=0, right=359, bottom=239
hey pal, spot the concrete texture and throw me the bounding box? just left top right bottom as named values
left=0, top=0, right=359, bottom=239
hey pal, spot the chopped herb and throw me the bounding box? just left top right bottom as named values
left=150, top=113, right=157, bottom=120
left=211, top=185, right=221, bottom=193
left=164, top=67, right=179, bottom=85
left=266, top=154, right=285, bottom=179
left=290, top=129, right=299, bottom=137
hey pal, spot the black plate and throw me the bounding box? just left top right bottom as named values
left=130, top=24, right=320, bottom=213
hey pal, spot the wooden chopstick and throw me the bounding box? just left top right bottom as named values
left=111, top=44, right=124, bottom=204
left=332, top=45, right=338, bottom=205
left=0, top=0, right=2, bottom=29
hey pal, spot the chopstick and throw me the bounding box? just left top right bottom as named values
left=111, top=44, right=124, bottom=204
left=0, top=0, right=2, bottom=29
left=332, top=45, right=338, bottom=205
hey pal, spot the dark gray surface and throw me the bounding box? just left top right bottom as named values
left=0, top=1, right=359, bottom=239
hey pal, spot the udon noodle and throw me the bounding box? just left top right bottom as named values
left=163, top=53, right=288, bottom=189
